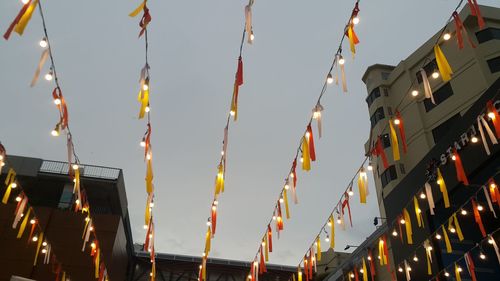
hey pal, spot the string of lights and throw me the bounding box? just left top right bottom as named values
left=3, top=0, right=112, bottom=278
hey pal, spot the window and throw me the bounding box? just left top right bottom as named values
left=366, top=88, right=381, bottom=107
left=58, top=184, right=73, bottom=209
left=387, top=106, right=393, bottom=116
left=381, top=72, right=390, bottom=80
left=487, top=56, right=500, bottom=73
left=381, top=165, right=397, bottom=188
left=370, top=107, right=385, bottom=128
left=383, top=88, right=389, bottom=97
left=476, top=27, right=500, bottom=44
left=432, top=114, right=461, bottom=144
left=400, top=164, right=406, bottom=175
left=416, top=59, right=438, bottom=84
left=423, top=83, right=454, bottom=112
left=381, top=134, right=391, bottom=148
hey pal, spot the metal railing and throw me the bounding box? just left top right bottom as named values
left=39, top=160, right=121, bottom=180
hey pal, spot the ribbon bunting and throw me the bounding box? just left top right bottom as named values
left=231, top=56, right=244, bottom=121
left=467, top=0, right=485, bottom=29
left=373, top=136, right=389, bottom=169
left=472, top=199, right=486, bottom=237
left=403, top=208, right=413, bottom=244
left=464, top=252, right=477, bottom=281
left=312, top=104, right=324, bottom=138
left=487, top=100, right=500, bottom=138
left=451, top=12, right=476, bottom=50
left=452, top=148, right=469, bottom=185
left=3, top=0, right=39, bottom=40
left=395, top=111, right=408, bottom=153
left=437, top=168, right=451, bottom=208
left=434, top=45, right=453, bottom=82
left=477, top=114, right=498, bottom=155
left=420, top=69, right=435, bottom=104
left=357, top=168, right=368, bottom=204
left=389, top=120, right=400, bottom=161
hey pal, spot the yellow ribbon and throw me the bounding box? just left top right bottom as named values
left=146, top=158, right=154, bottom=194
left=264, top=236, right=269, bottom=262
left=298, top=267, right=302, bottom=281
left=434, top=45, right=453, bottom=82
left=137, top=89, right=150, bottom=119
left=348, top=26, right=356, bottom=58
left=215, top=164, right=224, bottom=195
left=2, top=169, right=16, bottom=204
left=95, top=248, right=100, bottom=278
left=358, top=169, right=368, bottom=204
left=284, top=189, right=290, bottom=219
left=442, top=225, right=452, bottom=253
left=33, top=232, right=44, bottom=266
left=437, top=168, right=450, bottom=208
left=302, top=136, right=311, bottom=171
left=389, top=120, right=400, bottom=161
left=414, top=196, right=424, bottom=228
left=129, top=1, right=146, bottom=17
left=329, top=215, right=335, bottom=249
left=454, top=263, right=462, bottom=281
left=403, top=208, right=413, bottom=244
left=204, top=226, right=211, bottom=255
left=17, top=208, right=31, bottom=239
left=362, top=258, right=368, bottom=281
left=449, top=214, right=464, bottom=241
left=378, top=238, right=387, bottom=265
left=316, top=237, right=321, bottom=262
left=15, top=0, right=39, bottom=35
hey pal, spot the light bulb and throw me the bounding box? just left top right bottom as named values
left=42, top=249, right=47, bottom=254
left=51, top=129, right=60, bottom=137
left=11, top=183, right=17, bottom=189
left=450, top=227, right=456, bottom=233
left=392, top=230, right=398, bottom=237
left=457, top=267, right=462, bottom=272
left=337, top=218, right=342, bottom=224
left=15, top=196, right=22, bottom=202
left=338, top=56, right=345, bottom=65
left=325, top=236, right=330, bottom=242
left=248, top=275, right=252, bottom=279
left=490, top=182, right=497, bottom=189
left=443, top=33, right=451, bottom=41
left=91, top=242, right=96, bottom=249
left=145, top=106, right=150, bottom=113
left=89, top=226, right=94, bottom=231
left=427, top=246, right=433, bottom=251
left=327, top=221, right=332, bottom=227
left=436, top=234, right=442, bottom=240
left=149, top=234, right=153, bottom=239
left=300, top=157, right=304, bottom=163
left=39, top=37, right=48, bottom=48
left=367, top=256, right=372, bottom=261
left=230, top=110, right=235, bottom=116
left=352, top=16, right=360, bottom=25
left=400, top=219, right=406, bottom=225
left=279, top=198, right=284, bottom=203
left=206, top=221, right=211, bottom=226
left=221, top=150, right=225, bottom=156
left=477, top=205, right=484, bottom=211
left=143, top=224, right=148, bottom=229
left=143, top=84, right=149, bottom=91
left=150, top=202, right=154, bottom=208
left=32, top=236, right=38, bottom=242
left=413, top=255, right=418, bottom=262
left=480, top=253, right=486, bottom=260
left=214, top=200, right=219, bottom=205
left=432, top=71, right=439, bottom=79
left=444, top=272, right=450, bottom=277
left=290, top=172, right=294, bottom=178
left=72, top=164, right=79, bottom=170
left=284, top=184, right=290, bottom=190
left=272, top=215, right=276, bottom=221
left=461, top=209, right=467, bottom=215
left=367, top=163, right=373, bottom=171
left=437, top=179, right=442, bottom=185
left=85, top=217, right=90, bottom=222
left=54, top=98, right=61, bottom=105
left=250, top=31, right=255, bottom=42
left=146, top=153, right=152, bottom=160
left=471, top=136, right=478, bottom=143
left=75, top=199, right=80, bottom=205
left=45, top=72, right=53, bottom=81
left=488, top=238, right=494, bottom=244
left=419, top=192, right=426, bottom=199
left=30, top=219, right=36, bottom=225
left=488, top=112, right=495, bottom=120
left=21, top=0, right=29, bottom=4
left=398, top=267, right=403, bottom=273
left=348, top=190, right=354, bottom=196
left=411, top=90, right=419, bottom=97
left=451, top=155, right=456, bottom=161
left=327, top=73, right=334, bottom=84
left=394, top=118, right=401, bottom=125
left=350, top=273, right=355, bottom=278
left=359, top=269, right=364, bottom=274
left=305, top=131, right=310, bottom=139
left=212, top=205, right=216, bottom=211
left=42, top=241, right=47, bottom=247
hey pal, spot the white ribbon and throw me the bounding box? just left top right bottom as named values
left=245, top=4, right=253, bottom=44
left=82, top=219, right=92, bottom=251
left=489, top=235, right=500, bottom=265
left=424, top=183, right=435, bottom=215
left=30, top=49, right=49, bottom=87
left=404, top=260, right=411, bottom=281
left=420, top=69, right=434, bottom=104
left=44, top=244, right=51, bottom=264
left=340, top=58, right=347, bottom=93
left=478, top=115, right=498, bottom=156
left=483, top=185, right=497, bottom=218
left=12, top=196, right=28, bottom=229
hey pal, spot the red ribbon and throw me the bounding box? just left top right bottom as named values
left=472, top=199, right=486, bottom=237
left=368, top=249, right=376, bottom=280
left=465, top=252, right=477, bottom=281
left=452, top=12, right=476, bottom=50
left=372, top=136, right=389, bottom=169
left=277, top=201, right=284, bottom=230
left=291, top=158, right=297, bottom=187
left=452, top=148, right=469, bottom=185
left=144, top=123, right=152, bottom=159
left=138, top=5, right=151, bottom=37
left=52, top=87, right=69, bottom=129
left=259, top=246, right=267, bottom=274
left=267, top=224, right=273, bottom=252
left=211, top=205, right=217, bottom=235
left=354, top=266, right=359, bottom=281
left=487, top=100, right=500, bottom=138
left=467, top=0, right=485, bottom=29
left=342, top=192, right=353, bottom=227
left=236, top=56, right=244, bottom=86
left=307, top=124, right=316, bottom=161
left=395, top=111, right=407, bottom=154
left=3, top=0, right=31, bottom=40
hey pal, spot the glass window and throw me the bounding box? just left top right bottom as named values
left=58, top=184, right=73, bottom=209
left=432, top=114, right=461, bottom=144
left=381, top=165, right=397, bottom=188
left=416, top=59, right=438, bottom=84
left=366, top=88, right=381, bottom=107
left=487, top=56, right=500, bottom=73
left=423, top=83, right=454, bottom=112
left=370, top=107, right=385, bottom=128
left=382, top=134, right=391, bottom=148
left=476, top=27, right=500, bottom=44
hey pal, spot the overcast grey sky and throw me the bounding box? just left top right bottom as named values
left=2, top=0, right=499, bottom=266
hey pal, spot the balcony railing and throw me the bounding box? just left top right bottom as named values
left=39, top=160, right=121, bottom=180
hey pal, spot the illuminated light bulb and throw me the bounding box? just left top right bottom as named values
left=51, top=128, right=60, bottom=137
left=30, top=219, right=36, bottom=224
left=254, top=261, right=258, bottom=266
left=202, top=252, right=206, bottom=257
left=488, top=238, right=494, bottom=244
left=367, top=256, right=371, bottom=261
left=305, top=131, right=310, bottom=139
left=45, top=71, right=53, bottom=81
left=377, top=255, right=381, bottom=260
left=1, top=162, right=5, bottom=167
left=150, top=202, right=154, bottom=208
left=284, top=184, right=290, bottom=190
left=32, top=236, right=38, bottom=242
left=477, top=205, right=484, bottom=211
left=437, top=179, right=442, bottom=185
left=214, top=200, right=219, bottom=205
left=39, top=37, right=48, bottom=48
left=199, top=265, right=203, bottom=269
left=279, top=197, right=284, bottom=203
left=400, top=219, right=406, bottom=225
left=230, top=110, right=235, bottom=116
left=488, top=112, right=496, bottom=120
left=338, top=56, right=345, bottom=65
left=15, top=196, right=22, bottom=202
left=443, top=33, right=451, bottom=41
left=327, top=221, right=332, bottom=227
left=398, top=267, right=403, bottom=273
left=250, top=31, right=255, bottom=42
left=408, top=267, right=412, bottom=271
left=471, top=136, right=478, bottom=143
left=350, top=273, right=355, bottom=278
left=145, top=106, right=150, bottom=113
left=85, top=217, right=90, bottom=222
left=140, top=140, right=146, bottom=147
left=314, top=242, right=318, bottom=247
left=212, top=205, right=216, bottom=211
left=348, top=190, right=354, bottom=197
left=0, top=155, right=3, bottom=161
left=248, top=275, right=252, bottom=279
left=75, top=199, right=80, bottom=205
left=461, top=209, right=467, bottom=215
left=480, top=253, right=486, bottom=260
left=206, top=220, right=211, bottom=226
left=413, top=255, right=418, bottom=262
left=367, top=163, right=373, bottom=171
left=150, top=273, right=153, bottom=277
left=491, top=182, right=497, bottom=189
left=327, top=73, right=334, bottom=84
left=427, top=246, right=433, bottom=251
left=41, top=248, right=47, bottom=254
left=457, top=267, right=463, bottom=272
left=146, top=153, right=152, bottom=160
left=22, top=0, right=30, bottom=4
left=72, top=164, right=79, bottom=170
left=143, top=84, right=149, bottom=91
left=444, top=272, right=450, bottom=277
left=42, top=241, right=47, bottom=247
left=272, top=215, right=276, bottom=221
left=436, top=234, right=442, bottom=240
left=392, top=230, right=398, bottom=237
left=325, top=236, right=330, bottom=243
left=419, top=192, right=426, bottom=199
left=417, top=208, right=422, bottom=214
left=261, top=241, right=266, bottom=247
left=352, top=16, right=360, bottom=25
left=394, top=118, right=401, bottom=125
left=11, top=183, right=17, bottom=189
left=449, top=227, right=456, bottom=233
left=149, top=234, right=153, bottom=239
left=451, top=155, right=456, bottom=161
left=300, top=157, right=304, bottom=163
left=432, top=71, right=439, bottom=79
left=359, top=269, right=364, bottom=274
left=411, top=90, right=419, bottom=97
left=91, top=242, right=96, bottom=249
left=21, top=213, right=24, bottom=217
left=336, top=218, right=342, bottom=224
left=221, top=150, right=225, bottom=156
left=54, top=98, right=61, bottom=105
left=360, top=169, right=367, bottom=178
left=290, top=172, right=295, bottom=178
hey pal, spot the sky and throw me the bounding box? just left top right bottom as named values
left=1, top=0, right=499, bottom=267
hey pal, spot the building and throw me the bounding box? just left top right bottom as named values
left=0, top=155, right=295, bottom=281
left=321, top=4, right=500, bottom=281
